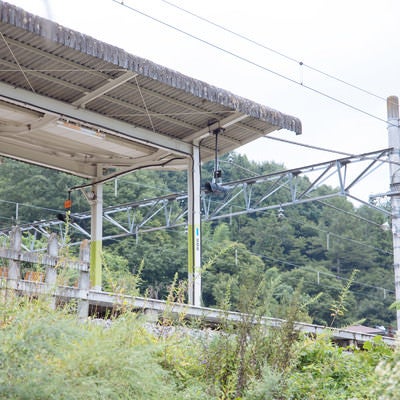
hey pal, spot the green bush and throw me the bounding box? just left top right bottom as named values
left=282, top=334, right=389, bottom=400
left=0, top=299, right=195, bottom=399
left=0, top=296, right=395, bottom=400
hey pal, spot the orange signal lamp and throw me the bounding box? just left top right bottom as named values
left=64, top=199, right=72, bottom=209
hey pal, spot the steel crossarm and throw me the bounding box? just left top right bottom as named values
left=0, top=148, right=392, bottom=242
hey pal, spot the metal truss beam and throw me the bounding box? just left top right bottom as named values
left=0, top=148, right=392, bottom=246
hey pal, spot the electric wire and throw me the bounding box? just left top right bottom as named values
left=7, top=2, right=389, bottom=126
left=223, top=153, right=393, bottom=230
left=259, top=158, right=392, bottom=228
left=0, top=3, right=396, bottom=313
left=221, top=158, right=391, bottom=234
left=112, top=0, right=393, bottom=126
left=119, top=235, right=395, bottom=301
left=0, top=157, right=392, bottom=265
left=3, top=184, right=389, bottom=259
left=159, top=0, right=388, bottom=104
left=253, top=251, right=395, bottom=297
left=261, top=211, right=391, bottom=256
left=265, top=135, right=355, bottom=157
left=2, top=209, right=382, bottom=298
left=105, top=151, right=392, bottom=245
left=133, top=75, right=156, bottom=133
left=108, top=231, right=392, bottom=296
left=264, top=136, right=398, bottom=171
left=1, top=152, right=388, bottom=235
left=174, top=196, right=387, bottom=258
left=313, top=198, right=387, bottom=229
left=284, top=213, right=393, bottom=256
left=68, top=158, right=186, bottom=192
left=0, top=31, right=35, bottom=93
left=0, top=198, right=62, bottom=213
left=219, top=159, right=260, bottom=177
left=202, top=193, right=393, bottom=262
left=209, top=158, right=390, bottom=230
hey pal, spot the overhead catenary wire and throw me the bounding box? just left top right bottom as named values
left=216, top=157, right=391, bottom=230
left=0, top=195, right=392, bottom=298
left=106, top=231, right=395, bottom=299
left=0, top=157, right=392, bottom=267
left=159, top=0, right=389, bottom=104
left=265, top=135, right=355, bottom=157
left=123, top=235, right=395, bottom=300
left=204, top=193, right=392, bottom=257
left=4, top=2, right=388, bottom=111
left=112, top=0, right=394, bottom=126
left=1, top=212, right=391, bottom=305
left=0, top=2, right=394, bottom=316
left=128, top=183, right=394, bottom=258
left=0, top=198, right=62, bottom=214
left=2, top=161, right=388, bottom=258
left=263, top=136, right=399, bottom=171
left=219, top=159, right=260, bottom=177
left=284, top=213, right=393, bottom=256
left=253, top=251, right=395, bottom=297
left=1, top=173, right=389, bottom=255
left=221, top=158, right=392, bottom=236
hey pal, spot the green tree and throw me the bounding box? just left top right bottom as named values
left=281, top=334, right=389, bottom=400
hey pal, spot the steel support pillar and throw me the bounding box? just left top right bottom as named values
left=90, top=172, right=103, bottom=290
left=387, top=96, right=400, bottom=329
left=187, top=145, right=202, bottom=306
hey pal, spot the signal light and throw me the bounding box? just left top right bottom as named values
left=64, top=199, right=72, bottom=209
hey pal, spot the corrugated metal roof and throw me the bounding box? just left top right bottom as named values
left=0, top=1, right=301, bottom=178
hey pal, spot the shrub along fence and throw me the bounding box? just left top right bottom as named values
left=0, top=227, right=396, bottom=348
left=0, top=226, right=90, bottom=318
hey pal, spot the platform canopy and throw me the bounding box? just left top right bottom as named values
left=0, top=1, right=301, bottom=179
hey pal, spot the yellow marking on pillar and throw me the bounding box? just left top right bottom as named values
left=90, top=240, right=102, bottom=289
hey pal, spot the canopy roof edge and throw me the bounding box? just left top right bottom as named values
left=0, top=1, right=301, bottom=135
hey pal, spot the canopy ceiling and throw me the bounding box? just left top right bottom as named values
left=0, top=1, right=301, bottom=179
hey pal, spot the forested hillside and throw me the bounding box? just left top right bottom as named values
left=0, top=153, right=395, bottom=329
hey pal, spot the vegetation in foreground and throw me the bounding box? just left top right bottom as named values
left=0, top=154, right=398, bottom=398
left=0, top=295, right=397, bottom=400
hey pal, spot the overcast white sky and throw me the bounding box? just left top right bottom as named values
left=6, top=0, right=400, bottom=202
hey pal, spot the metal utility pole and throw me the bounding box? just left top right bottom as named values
left=387, top=96, right=400, bottom=329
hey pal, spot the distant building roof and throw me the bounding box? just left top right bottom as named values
left=345, top=325, right=386, bottom=335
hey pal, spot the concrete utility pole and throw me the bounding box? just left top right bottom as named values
left=387, top=96, right=400, bottom=329
left=90, top=166, right=104, bottom=291
left=187, top=143, right=202, bottom=306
